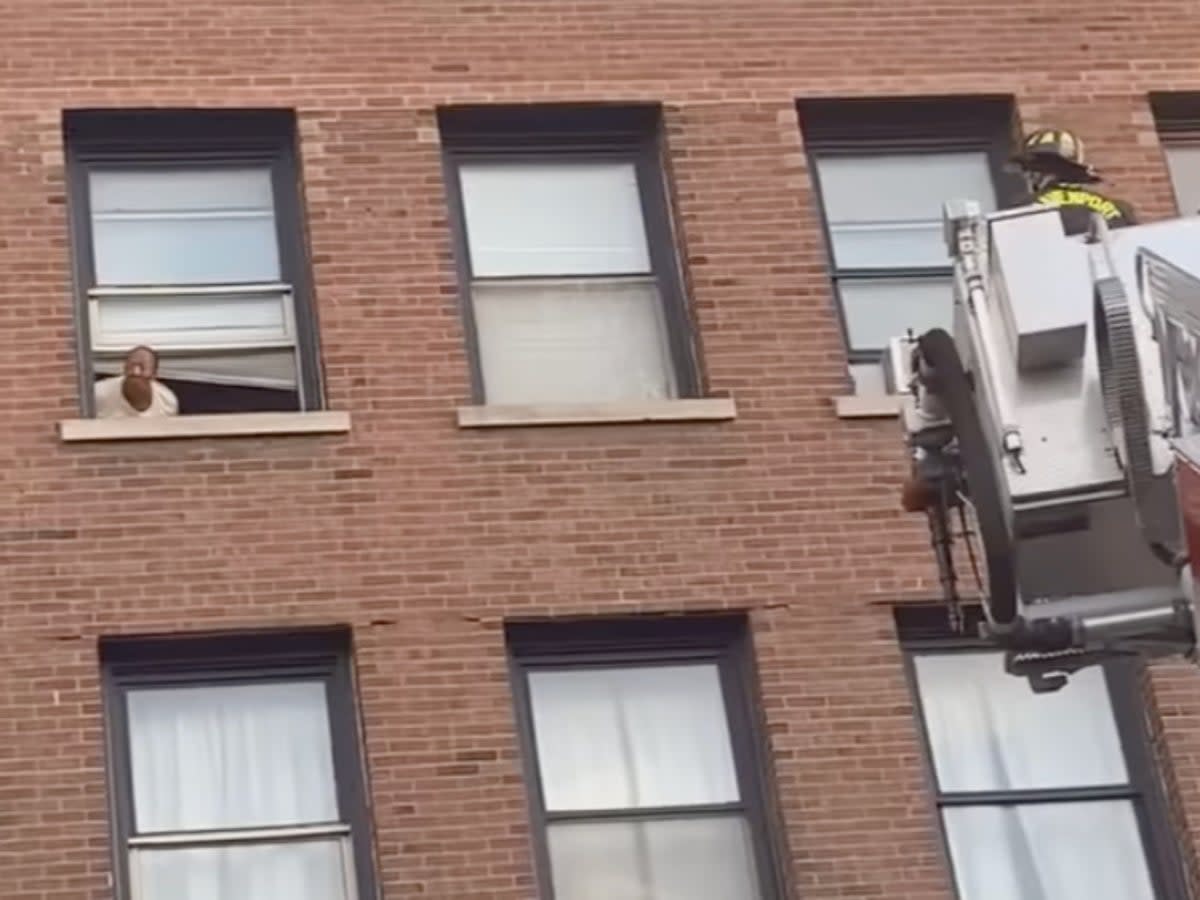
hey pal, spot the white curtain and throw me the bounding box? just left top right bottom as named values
left=126, top=680, right=339, bottom=833
left=530, top=663, right=757, bottom=899
left=547, top=815, right=760, bottom=900
left=912, top=652, right=1128, bottom=792
left=125, top=681, right=345, bottom=900
left=528, top=663, right=740, bottom=812
left=944, top=800, right=1156, bottom=900
left=133, top=838, right=348, bottom=900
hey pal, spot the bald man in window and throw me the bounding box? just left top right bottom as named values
left=95, top=346, right=179, bottom=418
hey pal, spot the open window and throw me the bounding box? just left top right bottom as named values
left=64, top=109, right=323, bottom=416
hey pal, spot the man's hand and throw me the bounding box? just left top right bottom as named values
left=121, top=374, right=154, bottom=412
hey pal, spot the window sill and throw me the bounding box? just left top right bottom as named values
left=456, top=397, right=737, bottom=429
left=833, top=394, right=905, bottom=419
left=58, top=411, right=352, bottom=443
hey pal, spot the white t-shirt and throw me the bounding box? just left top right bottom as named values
left=94, top=376, right=179, bottom=418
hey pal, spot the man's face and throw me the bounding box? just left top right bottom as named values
left=124, top=348, right=157, bottom=378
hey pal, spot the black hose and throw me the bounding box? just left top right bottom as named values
left=916, top=328, right=1019, bottom=626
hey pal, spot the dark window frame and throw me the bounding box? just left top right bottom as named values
left=1151, top=92, right=1200, bottom=136
left=99, top=627, right=377, bottom=900
left=62, top=108, right=325, bottom=417
left=798, top=96, right=1024, bottom=368
left=438, top=103, right=700, bottom=404
left=896, top=604, right=1190, bottom=900
left=506, top=615, right=787, bottom=900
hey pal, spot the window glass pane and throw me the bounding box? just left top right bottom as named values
left=817, top=151, right=997, bottom=221
left=528, top=663, right=739, bottom=811
left=133, top=838, right=349, bottom=900
left=1164, top=143, right=1200, bottom=217
left=547, top=816, right=759, bottom=900
left=816, top=152, right=996, bottom=269
left=127, top=681, right=338, bottom=833
left=943, top=800, right=1155, bottom=900
left=828, top=221, right=950, bottom=270
left=89, top=168, right=281, bottom=285
left=93, top=216, right=281, bottom=285
left=849, top=361, right=889, bottom=396
left=472, top=277, right=676, bottom=405
left=91, top=169, right=275, bottom=212
left=913, top=652, right=1129, bottom=792
left=459, top=161, right=652, bottom=277
left=838, top=276, right=954, bottom=353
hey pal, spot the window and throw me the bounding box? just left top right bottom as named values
left=101, top=629, right=376, bottom=900
left=798, top=97, right=1020, bottom=394
left=899, top=607, right=1187, bottom=900
left=64, top=109, right=323, bottom=416
left=439, top=104, right=699, bottom=406
left=1152, top=94, right=1200, bottom=217
left=1164, top=142, right=1200, bottom=216
left=507, top=616, right=783, bottom=900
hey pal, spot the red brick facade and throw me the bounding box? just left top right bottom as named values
left=3, top=2, right=1200, bottom=898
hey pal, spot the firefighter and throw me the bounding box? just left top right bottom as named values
left=1012, top=127, right=1137, bottom=236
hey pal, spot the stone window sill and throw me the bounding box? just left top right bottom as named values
left=58, top=411, right=352, bottom=443
left=456, top=397, right=737, bottom=429
left=833, top=394, right=904, bottom=419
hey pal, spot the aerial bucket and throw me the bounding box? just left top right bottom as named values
left=889, top=204, right=1200, bottom=688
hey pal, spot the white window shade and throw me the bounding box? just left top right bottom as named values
left=91, top=289, right=292, bottom=345
left=126, top=681, right=339, bottom=834
left=89, top=168, right=281, bottom=285
left=913, top=652, right=1128, bottom=793
left=459, top=161, right=651, bottom=277
left=1164, top=143, right=1200, bottom=217
left=471, top=277, right=676, bottom=405
left=817, top=152, right=996, bottom=269
left=528, top=663, right=740, bottom=812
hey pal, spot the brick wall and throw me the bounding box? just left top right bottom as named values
left=2, top=1, right=1200, bottom=898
